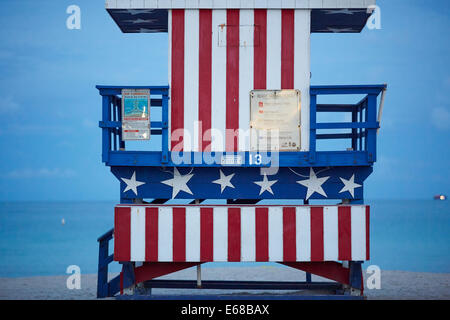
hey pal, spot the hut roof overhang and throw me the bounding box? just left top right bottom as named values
left=106, top=0, right=377, bottom=34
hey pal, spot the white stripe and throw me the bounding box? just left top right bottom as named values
left=158, top=207, right=173, bottom=261
left=184, top=9, right=199, bottom=152
left=351, top=206, right=366, bottom=261
left=241, top=207, right=256, bottom=261
left=213, top=207, right=228, bottom=261
left=294, top=9, right=311, bottom=151
left=211, top=9, right=227, bottom=152
left=185, top=207, right=201, bottom=261
left=323, top=206, right=339, bottom=261
left=130, top=206, right=146, bottom=262
left=268, top=206, right=283, bottom=261
left=239, top=9, right=254, bottom=152
left=296, top=206, right=311, bottom=261
left=266, top=9, right=281, bottom=90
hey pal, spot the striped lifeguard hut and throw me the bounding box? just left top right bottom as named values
left=96, top=0, right=387, bottom=299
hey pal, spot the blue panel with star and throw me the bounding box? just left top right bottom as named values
left=111, top=166, right=373, bottom=201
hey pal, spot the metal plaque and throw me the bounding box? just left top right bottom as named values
left=121, top=89, right=150, bottom=140
left=250, top=90, right=301, bottom=152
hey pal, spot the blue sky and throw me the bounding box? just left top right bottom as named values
left=0, top=0, right=448, bottom=201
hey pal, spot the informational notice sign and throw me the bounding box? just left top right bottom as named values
left=250, top=90, right=301, bottom=152
left=121, top=89, right=150, bottom=141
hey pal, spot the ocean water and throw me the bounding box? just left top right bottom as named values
left=0, top=200, right=449, bottom=278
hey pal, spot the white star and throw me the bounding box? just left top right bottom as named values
left=254, top=174, right=277, bottom=195
left=123, top=19, right=157, bottom=24
left=339, top=174, right=362, bottom=198
left=297, top=168, right=330, bottom=200
left=116, top=9, right=155, bottom=16
left=161, top=168, right=194, bottom=198
left=212, top=170, right=235, bottom=193
left=121, top=171, right=146, bottom=196
left=323, top=9, right=363, bottom=15
left=317, top=27, right=357, bottom=33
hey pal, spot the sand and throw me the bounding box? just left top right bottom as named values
left=0, top=266, right=449, bottom=300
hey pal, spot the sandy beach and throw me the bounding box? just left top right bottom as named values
left=0, top=266, right=449, bottom=300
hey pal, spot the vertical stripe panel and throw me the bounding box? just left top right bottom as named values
left=281, top=9, right=295, bottom=89
left=198, top=9, right=212, bottom=152
left=283, top=207, right=296, bottom=261
left=171, top=9, right=185, bottom=151
left=239, top=9, right=254, bottom=152
left=172, top=207, right=186, bottom=261
left=294, top=9, right=311, bottom=151
left=338, top=206, right=352, bottom=261
left=114, top=207, right=131, bottom=261
left=366, top=206, right=370, bottom=260
left=310, top=206, right=324, bottom=261
left=266, top=9, right=281, bottom=90
left=254, top=9, right=267, bottom=90
left=130, top=206, right=146, bottom=262
left=255, top=207, right=269, bottom=261
left=213, top=207, right=228, bottom=261
left=226, top=9, right=240, bottom=152
left=185, top=207, right=201, bottom=262
left=184, top=9, right=199, bottom=152
left=268, top=206, right=283, bottom=261
left=323, top=206, right=339, bottom=261
left=158, top=207, right=173, bottom=261
left=351, top=206, right=366, bottom=261
left=296, top=206, right=310, bottom=261
left=211, top=9, right=227, bottom=152
left=241, top=207, right=256, bottom=261
left=145, top=207, right=159, bottom=262
left=200, top=207, right=214, bottom=261
left=228, top=207, right=241, bottom=261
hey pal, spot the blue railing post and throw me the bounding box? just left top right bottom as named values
left=118, top=96, right=125, bottom=150
left=97, top=228, right=114, bottom=298
left=161, top=92, right=169, bottom=164
left=359, top=101, right=364, bottom=151
left=309, top=93, right=317, bottom=163
left=366, top=94, right=378, bottom=163
left=102, top=95, right=111, bottom=163
left=351, top=108, right=358, bottom=151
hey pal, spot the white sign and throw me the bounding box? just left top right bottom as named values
left=221, top=155, right=243, bottom=166
left=122, top=89, right=150, bottom=140
left=250, top=90, right=301, bottom=152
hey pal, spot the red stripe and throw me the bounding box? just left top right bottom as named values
left=366, top=206, right=370, bottom=261
left=338, top=206, right=352, bottom=261
left=172, top=207, right=186, bottom=261
left=228, top=208, right=241, bottom=262
left=283, top=207, right=297, bottom=261
left=310, top=207, right=324, bottom=262
left=114, top=207, right=131, bottom=261
left=254, top=9, right=267, bottom=90
left=171, top=9, right=185, bottom=151
left=145, top=207, right=158, bottom=262
left=199, top=9, right=212, bottom=152
left=281, top=9, right=295, bottom=89
left=200, top=207, right=214, bottom=261
left=255, top=207, right=269, bottom=261
left=226, top=9, right=240, bottom=152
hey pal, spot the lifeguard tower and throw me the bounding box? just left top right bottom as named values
left=96, top=0, right=386, bottom=299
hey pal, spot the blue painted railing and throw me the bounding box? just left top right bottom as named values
left=96, top=84, right=386, bottom=168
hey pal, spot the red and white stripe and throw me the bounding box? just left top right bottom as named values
left=114, top=205, right=370, bottom=263
left=168, top=9, right=311, bottom=152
